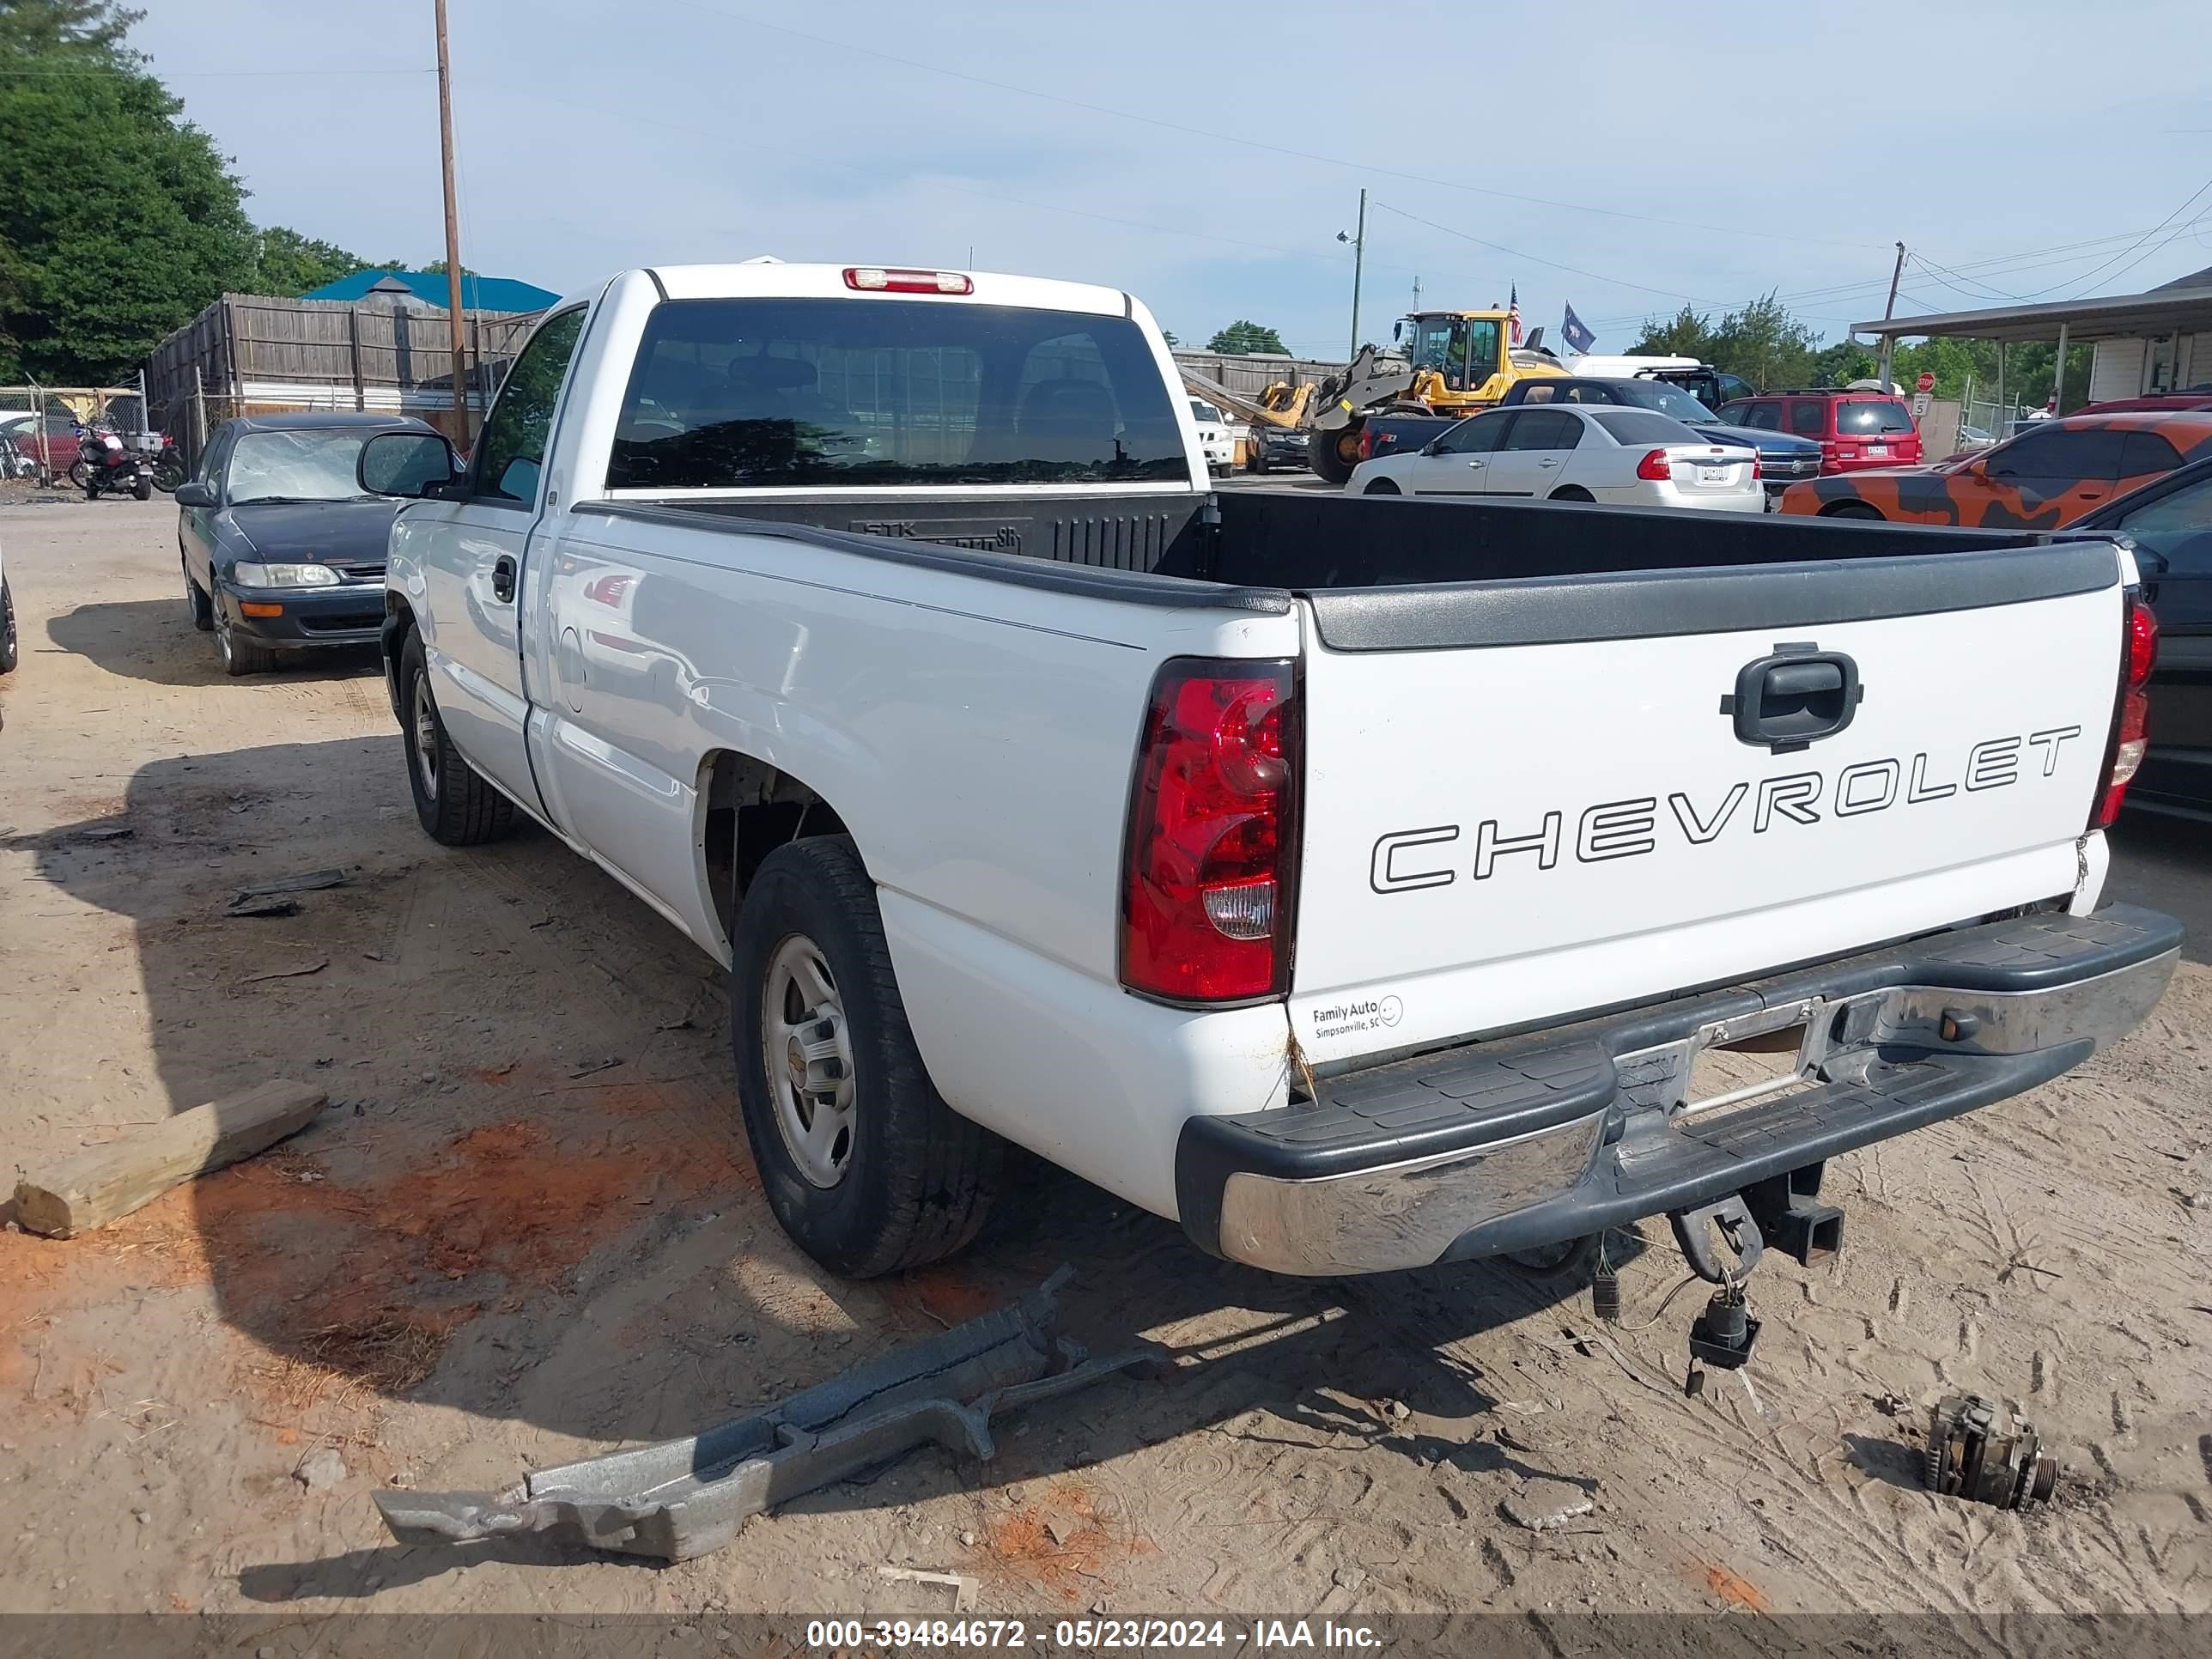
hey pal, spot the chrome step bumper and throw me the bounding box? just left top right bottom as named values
left=1175, top=905, right=2180, bottom=1277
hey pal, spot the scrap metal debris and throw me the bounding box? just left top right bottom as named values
left=241, top=957, right=329, bottom=984
left=1925, top=1394, right=2058, bottom=1510
left=879, top=1566, right=979, bottom=1612
left=373, top=1266, right=1164, bottom=1563
left=226, top=868, right=349, bottom=917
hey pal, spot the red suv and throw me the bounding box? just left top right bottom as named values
left=1717, top=389, right=1922, bottom=473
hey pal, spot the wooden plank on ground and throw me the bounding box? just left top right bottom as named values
left=13, top=1080, right=327, bottom=1238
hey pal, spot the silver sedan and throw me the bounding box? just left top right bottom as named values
left=1348, top=404, right=1764, bottom=512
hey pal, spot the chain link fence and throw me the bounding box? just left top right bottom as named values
left=0, top=385, right=153, bottom=486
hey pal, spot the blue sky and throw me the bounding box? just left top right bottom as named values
left=143, top=0, right=2212, bottom=358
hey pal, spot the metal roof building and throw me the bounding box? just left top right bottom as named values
left=299, top=269, right=561, bottom=313
left=1854, top=264, right=2212, bottom=407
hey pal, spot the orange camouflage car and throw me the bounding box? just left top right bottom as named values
left=1777, top=410, right=2212, bottom=528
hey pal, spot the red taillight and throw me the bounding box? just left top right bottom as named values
left=1636, top=448, right=1673, bottom=482
left=842, top=266, right=973, bottom=295
left=1121, top=659, right=1299, bottom=1002
left=2094, top=592, right=2159, bottom=827
left=1358, top=426, right=1374, bottom=461
left=1751, top=458, right=1762, bottom=482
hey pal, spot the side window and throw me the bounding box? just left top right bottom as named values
left=471, top=307, right=586, bottom=507
left=1741, top=401, right=1784, bottom=431
left=1503, top=409, right=1582, bottom=451
left=1787, top=399, right=1826, bottom=437
left=1439, top=410, right=1511, bottom=454
left=1716, top=374, right=1755, bottom=406
left=2117, top=475, right=2212, bottom=562
left=198, top=427, right=234, bottom=486
left=1990, top=428, right=2128, bottom=482
left=2119, top=429, right=2184, bottom=477
left=1519, top=384, right=1558, bottom=403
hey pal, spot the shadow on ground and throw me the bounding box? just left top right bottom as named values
left=45, top=597, right=381, bottom=689
left=13, top=595, right=1636, bottom=1591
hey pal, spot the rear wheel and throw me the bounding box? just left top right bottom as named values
left=1822, top=501, right=1883, bottom=520
left=1, top=575, right=17, bottom=674
left=732, top=835, right=1001, bottom=1277
left=398, top=628, right=516, bottom=844
left=132, top=474, right=153, bottom=501
left=1363, top=478, right=1401, bottom=495
left=152, top=455, right=185, bottom=493
left=1310, top=427, right=1360, bottom=485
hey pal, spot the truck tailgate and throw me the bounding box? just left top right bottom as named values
left=1289, top=543, right=2125, bottom=1062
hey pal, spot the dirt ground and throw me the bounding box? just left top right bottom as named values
left=2, top=495, right=2209, bottom=1626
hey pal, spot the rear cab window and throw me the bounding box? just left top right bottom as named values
left=605, top=298, right=1190, bottom=489
left=1787, top=400, right=1827, bottom=438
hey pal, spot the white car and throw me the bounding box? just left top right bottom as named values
left=1348, top=404, right=1764, bottom=513
left=1188, top=397, right=1234, bottom=475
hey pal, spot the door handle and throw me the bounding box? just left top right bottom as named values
left=1537, top=459, right=1561, bottom=468
left=1722, top=644, right=1864, bottom=752
left=1465, top=459, right=1486, bottom=468
left=491, top=555, right=517, bottom=603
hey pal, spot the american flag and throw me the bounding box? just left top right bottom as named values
left=1508, top=283, right=1522, bottom=347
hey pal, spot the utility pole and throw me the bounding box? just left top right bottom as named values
left=1875, top=240, right=1905, bottom=392
left=434, top=0, right=469, bottom=440
left=1412, top=273, right=1421, bottom=313
left=1337, top=188, right=1367, bottom=362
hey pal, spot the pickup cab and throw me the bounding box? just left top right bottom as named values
left=361, top=260, right=2178, bottom=1290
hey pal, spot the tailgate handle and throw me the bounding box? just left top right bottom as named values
left=1722, top=643, right=1863, bottom=753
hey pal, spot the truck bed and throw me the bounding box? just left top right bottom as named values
left=587, top=487, right=2072, bottom=602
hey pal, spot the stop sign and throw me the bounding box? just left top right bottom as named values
left=1915, top=370, right=1936, bottom=393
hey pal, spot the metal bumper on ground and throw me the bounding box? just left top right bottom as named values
left=1175, top=904, right=2180, bottom=1277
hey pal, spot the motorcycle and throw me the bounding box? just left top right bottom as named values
left=74, top=423, right=155, bottom=501
left=0, top=434, right=35, bottom=481
left=150, top=433, right=186, bottom=493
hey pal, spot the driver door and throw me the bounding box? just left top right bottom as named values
left=397, top=307, right=586, bottom=815
left=1405, top=409, right=1511, bottom=495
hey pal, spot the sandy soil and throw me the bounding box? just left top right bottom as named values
left=2, top=497, right=2208, bottom=1624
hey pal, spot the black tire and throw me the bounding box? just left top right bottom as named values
left=67, top=459, right=89, bottom=489
left=182, top=557, right=214, bottom=632
left=1549, top=485, right=1594, bottom=501
left=1364, top=478, right=1402, bottom=495
left=397, top=627, right=516, bottom=845
left=215, top=602, right=281, bottom=677
left=732, top=835, right=1001, bottom=1278
left=83, top=479, right=99, bottom=501
left=132, top=474, right=152, bottom=501
left=1310, top=426, right=1359, bottom=485
left=0, top=575, right=17, bottom=674
left=152, top=456, right=185, bottom=493
left=1821, top=501, right=1884, bottom=520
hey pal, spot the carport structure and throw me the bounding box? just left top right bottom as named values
left=1855, top=266, right=2212, bottom=413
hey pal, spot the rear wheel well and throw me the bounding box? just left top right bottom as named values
left=700, top=750, right=851, bottom=939
left=1820, top=501, right=1884, bottom=520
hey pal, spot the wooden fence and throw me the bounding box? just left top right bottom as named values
left=145, top=294, right=544, bottom=466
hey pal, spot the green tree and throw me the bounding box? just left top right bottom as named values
left=1628, top=305, right=1716, bottom=360
left=247, top=227, right=370, bottom=298
left=1206, top=319, right=1286, bottom=354
left=0, top=0, right=257, bottom=381
left=1706, top=294, right=1819, bottom=391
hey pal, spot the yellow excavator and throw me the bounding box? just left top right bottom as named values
left=1305, top=308, right=1568, bottom=483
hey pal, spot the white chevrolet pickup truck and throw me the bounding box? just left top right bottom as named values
left=361, top=261, right=2179, bottom=1291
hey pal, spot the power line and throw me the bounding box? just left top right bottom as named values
left=1369, top=201, right=1711, bottom=303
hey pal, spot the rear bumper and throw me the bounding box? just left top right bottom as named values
left=1175, top=904, right=2179, bottom=1276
